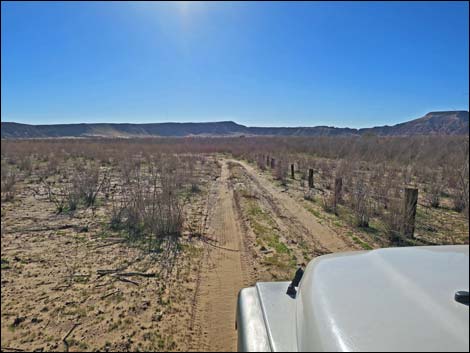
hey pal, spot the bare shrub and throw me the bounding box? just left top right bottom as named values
left=119, top=158, right=141, bottom=184
left=377, top=175, right=396, bottom=210
left=2, top=135, right=469, bottom=232
left=321, top=192, right=335, bottom=213
left=256, top=154, right=267, bottom=171
left=184, top=156, right=200, bottom=193
left=38, top=178, right=68, bottom=213
left=1, top=162, right=17, bottom=201
left=65, top=183, right=81, bottom=212
left=101, top=174, right=113, bottom=200
left=37, top=160, right=107, bottom=213
left=72, top=161, right=104, bottom=208
left=350, top=178, right=371, bottom=227
left=18, top=155, right=33, bottom=177
left=452, top=143, right=469, bottom=217
left=274, top=160, right=287, bottom=186
left=320, top=160, right=334, bottom=186
left=151, top=170, right=184, bottom=237
left=46, top=154, right=60, bottom=175
left=402, top=165, right=413, bottom=185
left=427, top=174, right=442, bottom=208
left=110, top=198, right=124, bottom=230
left=383, top=199, right=404, bottom=245
left=112, top=157, right=185, bottom=246
left=336, top=159, right=354, bottom=181
left=37, top=156, right=59, bottom=181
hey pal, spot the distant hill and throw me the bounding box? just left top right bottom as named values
left=1, top=111, right=468, bottom=139
left=358, top=111, right=469, bottom=136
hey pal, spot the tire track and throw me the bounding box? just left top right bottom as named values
left=189, top=160, right=250, bottom=352
left=231, top=159, right=355, bottom=253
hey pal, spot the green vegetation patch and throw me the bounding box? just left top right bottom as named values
left=352, top=236, right=373, bottom=250
left=1, top=258, right=10, bottom=270
left=244, top=197, right=295, bottom=275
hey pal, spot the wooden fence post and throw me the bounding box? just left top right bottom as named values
left=334, top=177, right=343, bottom=212
left=404, top=187, right=418, bottom=238
left=291, top=164, right=295, bottom=179
left=266, top=155, right=270, bottom=167
left=308, top=169, right=314, bottom=188
left=271, top=158, right=276, bottom=169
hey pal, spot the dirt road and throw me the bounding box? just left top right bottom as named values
left=190, top=158, right=352, bottom=351
left=190, top=160, right=250, bottom=351
left=234, top=159, right=352, bottom=253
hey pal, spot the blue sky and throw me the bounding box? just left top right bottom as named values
left=1, top=1, right=469, bottom=127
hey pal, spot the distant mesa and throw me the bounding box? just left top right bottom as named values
left=1, top=111, right=468, bottom=139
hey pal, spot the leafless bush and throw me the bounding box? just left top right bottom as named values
left=152, top=170, right=184, bottom=236
left=320, top=160, right=334, bottom=184
left=1, top=162, right=17, bottom=201
left=18, top=155, right=33, bottom=176
left=350, top=178, right=371, bottom=227
left=402, top=165, right=413, bottom=185
left=379, top=176, right=396, bottom=210
left=183, top=156, right=200, bottom=193
left=111, top=157, right=185, bottom=247
left=37, top=157, right=59, bottom=181
left=119, top=157, right=141, bottom=184
left=274, top=160, right=287, bottom=186
left=383, top=199, right=404, bottom=245
left=2, top=135, right=468, bottom=228
left=67, top=186, right=81, bottom=211
left=101, top=174, right=113, bottom=200
left=46, top=154, right=60, bottom=175
left=38, top=178, right=68, bottom=213
left=452, top=143, right=469, bottom=217
left=427, top=174, right=442, bottom=208
left=321, top=192, right=335, bottom=213
left=109, top=195, right=124, bottom=230
left=37, top=160, right=107, bottom=213
left=255, top=154, right=266, bottom=171
left=72, top=161, right=105, bottom=208
left=336, top=159, right=354, bottom=180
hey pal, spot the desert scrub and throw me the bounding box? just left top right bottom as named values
left=1, top=161, right=17, bottom=201
left=108, top=155, right=190, bottom=252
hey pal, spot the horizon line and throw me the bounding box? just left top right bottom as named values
left=1, top=109, right=469, bottom=130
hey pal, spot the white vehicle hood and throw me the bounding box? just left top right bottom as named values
left=296, top=245, right=469, bottom=352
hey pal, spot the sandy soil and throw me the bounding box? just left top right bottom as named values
left=1, top=159, right=218, bottom=352
left=188, top=161, right=251, bottom=351
left=2, top=147, right=468, bottom=352
left=187, top=159, right=357, bottom=351
left=7, top=154, right=445, bottom=352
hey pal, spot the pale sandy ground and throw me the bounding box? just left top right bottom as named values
left=188, top=159, right=354, bottom=351
left=1, top=157, right=359, bottom=352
